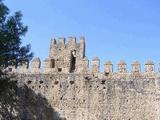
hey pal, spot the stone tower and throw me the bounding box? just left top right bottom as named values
left=44, top=36, right=86, bottom=73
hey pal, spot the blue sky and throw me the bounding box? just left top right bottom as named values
left=4, top=0, right=160, bottom=71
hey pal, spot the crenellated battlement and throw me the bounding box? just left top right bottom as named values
left=6, top=36, right=160, bottom=120
left=8, top=36, right=160, bottom=80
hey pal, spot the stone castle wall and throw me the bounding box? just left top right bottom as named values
left=16, top=73, right=160, bottom=120
left=7, top=36, right=160, bottom=120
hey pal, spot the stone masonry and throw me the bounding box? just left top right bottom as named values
left=8, top=36, right=160, bottom=120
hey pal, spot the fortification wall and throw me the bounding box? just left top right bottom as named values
left=7, top=36, right=160, bottom=119
left=16, top=73, right=160, bottom=120
left=8, top=36, right=159, bottom=80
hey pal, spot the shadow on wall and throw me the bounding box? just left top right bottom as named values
left=0, top=83, right=66, bottom=120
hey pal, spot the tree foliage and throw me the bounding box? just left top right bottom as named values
left=0, top=0, right=33, bottom=69
left=0, top=0, right=33, bottom=91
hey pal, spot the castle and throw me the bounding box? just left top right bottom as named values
left=11, top=36, right=158, bottom=79
left=8, top=37, right=160, bottom=120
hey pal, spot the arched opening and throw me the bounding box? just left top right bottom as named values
left=51, top=59, right=55, bottom=68
left=70, top=50, right=76, bottom=73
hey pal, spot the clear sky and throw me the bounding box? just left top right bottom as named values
left=4, top=0, right=160, bottom=71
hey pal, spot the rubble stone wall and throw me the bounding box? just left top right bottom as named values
left=16, top=73, right=160, bottom=120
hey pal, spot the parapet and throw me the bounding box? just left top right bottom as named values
left=11, top=36, right=160, bottom=80
left=145, top=60, right=154, bottom=73
left=104, top=61, right=113, bottom=76
left=31, top=57, right=41, bottom=73
left=31, top=57, right=41, bottom=68
left=57, top=37, right=65, bottom=49
left=131, top=61, right=141, bottom=73
left=118, top=60, right=127, bottom=73
left=13, top=58, right=159, bottom=79
left=50, top=36, right=85, bottom=49
left=80, top=37, right=85, bottom=43
left=92, top=57, right=100, bottom=77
